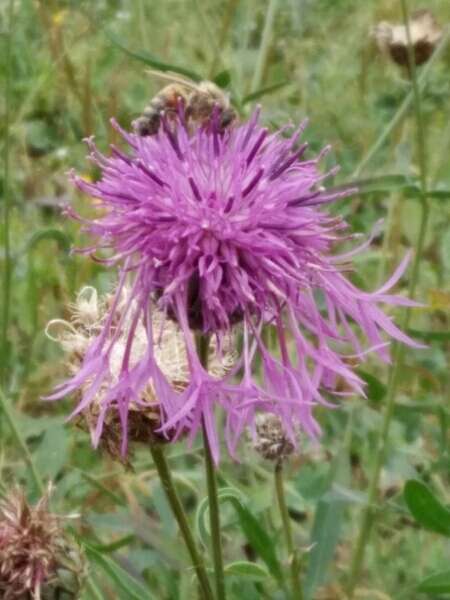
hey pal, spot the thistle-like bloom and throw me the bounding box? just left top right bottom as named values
left=48, top=109, right=420, bottom=462
left=0, top=486, right=85, bottom=599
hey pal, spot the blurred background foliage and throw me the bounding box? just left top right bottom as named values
left=0, top=0, right=449, bottom=598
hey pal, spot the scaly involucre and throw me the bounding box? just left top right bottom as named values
left=48, top=109, right=420, bottom=462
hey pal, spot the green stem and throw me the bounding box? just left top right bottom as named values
left=1, top=0, right=14, bottom=386
left=202, top=421, right=226, bottom=600
left=150, top=444, right=214, bottom=600
left=0, top=389, right=45, bottom=495
left=274, top=462, right=303, bottom=600
left=197, top=334, right=226, bottom=600
left=250, top=0, right=280, bottom=93
left=208, top=0, right=239, bottom=78
left=192, top=0, right=225, bottom=75
left=347, top=1, right=430, bottom=595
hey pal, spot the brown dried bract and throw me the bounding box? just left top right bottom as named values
left=373, top=9, right=443, bottom=67
left=0, top=485, right=85, bottom=599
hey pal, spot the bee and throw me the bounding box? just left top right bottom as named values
left=134, top=70, right=237, bottom=136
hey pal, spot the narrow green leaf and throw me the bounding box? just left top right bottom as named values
left=224, top=561, right=269, bottom=581
left=23, top=228, right=72, bottom=257
left=304, top=415, right=352, bottom=599
left=394, top=401, right=448, bottom=416
left=304, top=497, right=345, bottom=599
left=405, top=187, right=450, bottom=200
left=14, top=413, right=64, bottom=439
left=195, top=486, right=282, bottom=581
left=195, top=486, right=244, bottom=545
left=85, top=544, right=154, bottom=600
left=104, top=30, right=202, bottom=82
left=336, top=174, right=418, bottom=197
left=242, top=81, right=290, bottom=105
left=407, top=328, right=450, bottom=342
left=79, top=470, right=126, bottom=507
left=417, top=569, right=450, bottom=594
left=426, top=189, right=450, bottom=200
left=356, top=369, right=386, bottom=402
left=34, top=424, right=69, bottom=481
left=404, top=480, right=450, bottom=537
left=91, top=534, right=136, bottom=554
left=234, top=503, right=283, bottom=582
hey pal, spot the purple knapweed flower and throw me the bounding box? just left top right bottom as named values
left=47, top=109, right=421, bottom=463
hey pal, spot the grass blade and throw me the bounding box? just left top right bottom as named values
left=104, top=30, right=202, bottom=82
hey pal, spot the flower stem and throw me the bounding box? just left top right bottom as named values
left=150, top=443, right=214, bottom=600
left=347, top=0, right=430, bottom=595
left=202, top=421, right=226, bottom=600
left=197, top=334, right=226, bottom=600
left=208, top=0, right=239, bottom=78
left=274, top=461, right=303, bottom=600
left=1, top=0, right=14, bottom=387
left=0, top=389, right=45, bottom=495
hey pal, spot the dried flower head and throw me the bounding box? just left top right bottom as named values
left=373, top=9, right=442, bottom=67
left=0, top=485, right=85, bottom=599
left=47, top=285, right=235, bottom=458
left=47, top=108, right=421, bottom=463
left=253, top=414, right=296, bottom=462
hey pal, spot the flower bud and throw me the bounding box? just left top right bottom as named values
left=253, top=414, right=296, bottom=462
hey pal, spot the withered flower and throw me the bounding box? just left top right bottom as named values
left=0, top=485, right=85, bottom=599
left=373, top=9, right=443, bottom=67
left=46, top=286, right=235, bottom=460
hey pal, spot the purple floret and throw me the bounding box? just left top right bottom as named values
left=48, top=109, right=421, bottom=463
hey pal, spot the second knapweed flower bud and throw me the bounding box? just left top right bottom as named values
left=253, top=414, right=296, bottom=463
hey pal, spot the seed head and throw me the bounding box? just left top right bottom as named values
left=0, top=485, right=85, bottom=599
left=373, top=10, right=442, bottom=68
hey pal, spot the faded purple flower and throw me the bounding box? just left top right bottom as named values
left=47, top=109, right=420, bottom=462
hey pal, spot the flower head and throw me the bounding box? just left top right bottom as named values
left=0, top=485, right=85, bottom=599
left=47, top=285, right=235, bottom=459
left=373, top=9, right=442, bottom=67
left=48, top=109, right=420, bottom=463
